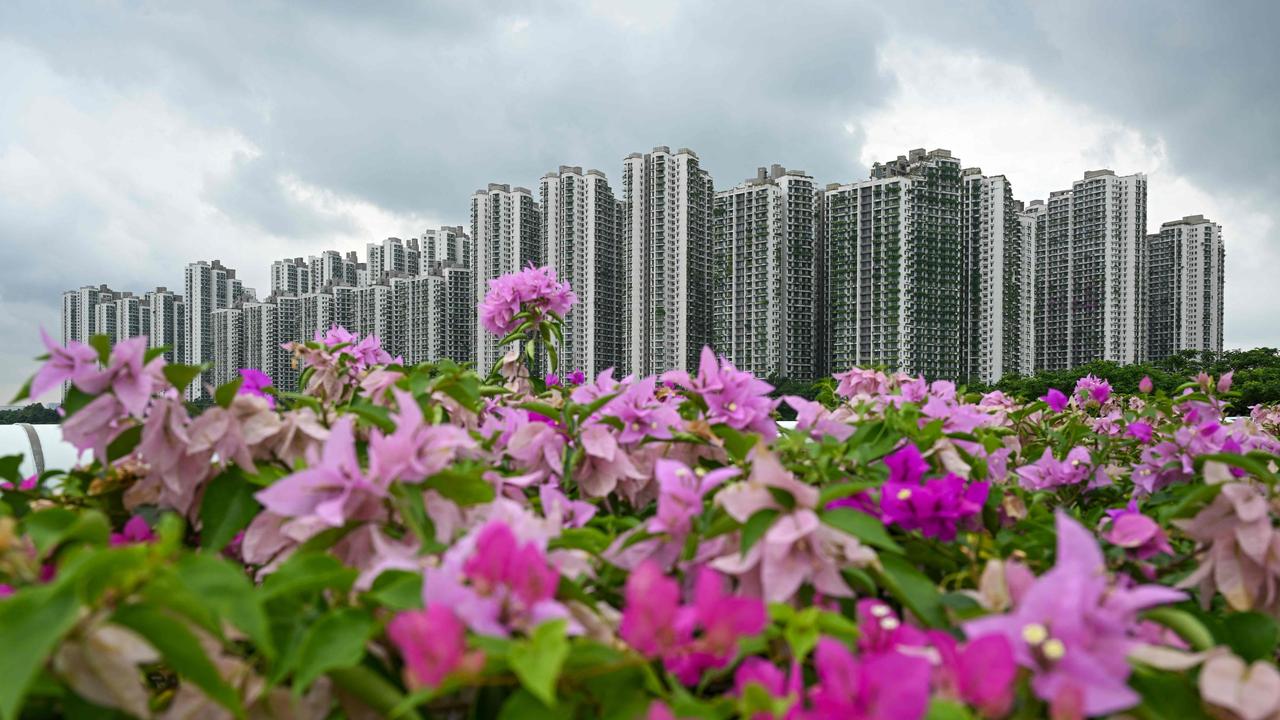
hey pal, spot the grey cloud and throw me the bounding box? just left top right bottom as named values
left=0, top=1, right=1275, bottom=398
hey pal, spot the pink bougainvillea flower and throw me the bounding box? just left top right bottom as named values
left=964, top=511, right=1184, bottom=717
left=30, top=328, right=110, bottom=400
left=880, top=472, right=988, bottom=541
left=255, top=417, right=387, bottom=528
left=388, top=604, right=483, bottom=689
left=1074, top=375, right=1112, bottom=406
left=1174, top=481, right=1280, bottom=613
left=61, top=393, right=127, bottom=459
left=1015, top=447, right=1092, bottom=491
left=1040, top=388, right=1069, bottom=412
left=424, top=520, right=574, bottom=637
left=1139, top=375, right=1154, bottom=393
left=237, top=368, right=275, bottom=408
left=878, top=444, right=987, bottom=541
left=565, top=369, right=586, bottom=385
left=478, top=265, right=576, bottom=338
left=1102, top=501, right=1172, bottom=560
left=663, top=346, right=778, bottom=439
left=783, top=396, right=854, bottom=442
left=713, top=451, right=875, bottom=602
left=648, top=459, right=738, bottom=538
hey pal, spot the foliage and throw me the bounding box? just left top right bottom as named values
left=0, top=404, right=60, bottom=425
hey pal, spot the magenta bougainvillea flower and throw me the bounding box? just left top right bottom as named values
left=804, top=638, right=932, bottom=720
left=1040, top=387, right=1069, bottom=412
left=110, top=516, right=156, bottom=547
left=878, top=444, right=988, bottom=541
left=423, top=520, right=574, bottom=637
left=620, top=561, right=766, bottom=685
left=478, top=265, right=576, bottom=338
left=387, top=604, right=483, bottom=689
left=237, top=368, right=275, bottom=408
left=964, top=511, right=1183, bottom=716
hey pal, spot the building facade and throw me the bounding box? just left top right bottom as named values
left=622, top=146, right=715, bottom=375
left=1145, top=215, right=1225, bottom=360
left=961, top=169, right=1029, bottom=383
left=824, top=148, right=964, bottom=379
left=541, top=166, right=625, bottom=376
left=713, top=165, right=817, bottom=380
left=472, top=184, right=542, bottom=370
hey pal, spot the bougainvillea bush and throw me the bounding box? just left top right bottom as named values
left=5, top=266, right=1280, bottom=720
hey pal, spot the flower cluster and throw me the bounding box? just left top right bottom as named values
left=5, top=264, right=1279, bottom=720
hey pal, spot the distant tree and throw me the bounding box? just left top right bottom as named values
left=0, top=404, right=61, bottom=425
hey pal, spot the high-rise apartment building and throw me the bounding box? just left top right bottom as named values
left=713, top=165, right=817, bottom=380
left=471, top=184, right=542, bottom=370
left=824, top=148, right=964, bottom=379
left=1145, top=215, right=1224, bottom=360
left=424, top=226, right=471, bottom=269
left=1073, top=170, right=1148, bottom=365
left=541, top=166, right=625, bottom=376
left=270, top=258, right=312, bottom=298
left=334, top=284, right=393, bottom=342
left=1016, top=201, right=1044, bottom=375
left=185, top=260, right=244, bottom=400
left=390, top=266, right=474, bottom=366
left=961, top=169, right=1029, bottom=383
left=622, top=146, right=715, bottom=375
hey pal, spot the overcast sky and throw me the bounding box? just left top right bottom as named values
left=2, top=1, right=1277, bottom=399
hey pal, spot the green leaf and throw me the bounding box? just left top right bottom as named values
left=8, top=378, right=31, bottom=404
left=783, top=607, right=821, bottom=661
left=816, top=481, right=876, bottom=507
left=422, top=461, right=496, bottom=506
left=214, top=377, right=244, bottom=408
left=200, top=471, right=262, bottom=552
left=261, top=552, right=357, bottom=602
left=175, top=554, right=275, bottom=661
left=144, top=346, right=170, bottom=364
left=924, top=698, right=976, bottom=720
left=347, top=401, right=396, bottom=433
left=712, top=424, right=757, bottom=461
left=23, top=508, right=110, bottom=554
left=0, top=582, right=81, bottom=720
left=105, top=425, right=143, bottom=462
left=389, top=484, right=439, bottom=550
left=875, top=553, right=946, bottom=628
left=1142, top=607, right=1215, bottom=652
left=1130, top=664, right=1213, bottom=720
left=0, top=455, right=21, bottom=485
left=1219, top=611, right=1280, bottom=662
left=548, top=527, right=611, bottom=555
left=820, top=508, right=903, bottom=553
left=364, top=570, right=424, bottom=611
left=293, top=608, right=374, bottom=691
left=111, top=603, right=243, bottom=717
left=162, top=364, right=204, bottom=394
left=740, top=509, right=780, bottom=556
left=88, top=335, right=112, bottom=365
left=508, top=619, right=569, bottom=707
left=497, top=689, right=563, bottom=720
left=518, top=401, right=561, bottom=422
